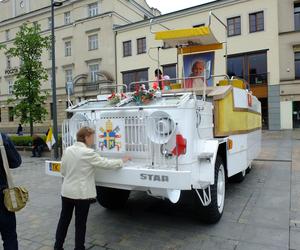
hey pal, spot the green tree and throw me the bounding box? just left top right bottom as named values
left=6, top=23, right=50, bottom=136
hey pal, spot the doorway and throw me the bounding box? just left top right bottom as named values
left=293, top=101, right=300, bottom=128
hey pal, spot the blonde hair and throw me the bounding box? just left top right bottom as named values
left=76, top=127, right=95, bottom=143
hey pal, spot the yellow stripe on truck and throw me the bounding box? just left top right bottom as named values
left=214, top=91, right=262, bottom=137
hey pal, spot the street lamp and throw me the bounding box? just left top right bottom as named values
left=51, top=0, right=62, bottom=159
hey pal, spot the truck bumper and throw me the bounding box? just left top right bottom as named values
left=45, top=160, right=192, bottom=190
left=95, top=167, right=192, bottom=190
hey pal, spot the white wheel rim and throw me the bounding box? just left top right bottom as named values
left=217, top=165, right=225, bottom=213
left=242, top=170, right=246, bottom=177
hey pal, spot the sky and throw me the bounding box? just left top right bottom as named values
left=146, top=0, right=214, bottom=14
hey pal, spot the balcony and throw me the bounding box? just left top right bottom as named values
left=84, top=82, right=99, bottom=92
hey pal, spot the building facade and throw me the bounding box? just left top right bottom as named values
left=1, top=0, right=299, bottom=132
left=115, top=0, right=281, bottom=130
left=278, top=0, right=300, bottom=129
left=0, top=0, right=158, bottom=133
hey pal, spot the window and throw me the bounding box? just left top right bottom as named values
left=295, top=3, right=300, bottom=31
left=227, top=16, right=241, bottom=36
left=65, top=41, right=71, bottom=57
left=162, top=64, right=177, bottom=82
left=8, top=80, right=13, bottom=95
left=65, top=69, right=73, bottom=84
left=89, top=64, right=99, bottom=82
left=227, top=51, right=268, bottom=85
left=65, top=69, right=73, bottom=95
left=88, top=34, right=98, bottom=50
left=8, top=107, right=14, bottom=122
left=249, top=11, right=264, bottom=33
left=227, top=56, right=244, bottom=79
left=248, top=53, right=267, bottom=84
left=6, top=56, right=11, bottom=69
left=123, top=40, right=132, bottom=57
left=296, top=52, right=300, bottom=79
left=88, top=2, right=98, bottom=17
left=122, top=68, right=148, bottom=91
left=64, top=11, right=71, bottom=25
left=5, top=30, right=10, bottom=41
left=137, top=37, right=146, bottom=54
left=48, top=17, right=52, bottom=29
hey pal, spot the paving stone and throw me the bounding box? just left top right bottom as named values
left=240, top=225, right=289, bottom=248
left=0, top=130, right=299, bottom=250
left=236, top=242, right=287, bottom=250
left=238, top=206, right=290, bottom=229
left=290, top=229, right=300, bottom=250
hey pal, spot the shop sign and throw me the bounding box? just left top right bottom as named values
left=5, top=67, right=18, bottom=76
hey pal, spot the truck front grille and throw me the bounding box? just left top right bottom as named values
left=124, top=116, right=149, bottom=153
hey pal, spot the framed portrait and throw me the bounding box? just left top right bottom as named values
left=183, top=52, right=215, bottom=87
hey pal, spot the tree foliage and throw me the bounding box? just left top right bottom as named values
left=6, top=23, right=50, bottom=135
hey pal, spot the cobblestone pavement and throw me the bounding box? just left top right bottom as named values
left=1, top=130, right=300, bottom=250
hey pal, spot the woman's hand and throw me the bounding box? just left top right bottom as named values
left=122, top=156, right=132, bottom=163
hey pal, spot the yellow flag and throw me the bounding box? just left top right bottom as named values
left=46, top=127, right=56, bottom=150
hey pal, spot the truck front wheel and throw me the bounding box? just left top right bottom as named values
left=96, top=186, right=130, bottom=209
left=194, top=156, right=225, bottom=224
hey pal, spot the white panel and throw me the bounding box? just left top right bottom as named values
left=233, top=88, right=248, bottom=109
left=227, top=134, right=248, bottom=176
left=227, top=150, right=247, bottom=177
left=228, top=134, right=247, bottom=154
left=280, top=101, right=293, bottom=129
left=194, top=139, right=219, bottom=185
left=247, top=130, right=261, bottom=165
left=95, top=167, right=192, bottom=190
left=233, top=88, right=261, bottom=114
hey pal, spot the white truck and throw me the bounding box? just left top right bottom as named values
left=46, top=23, right=261, bottom=224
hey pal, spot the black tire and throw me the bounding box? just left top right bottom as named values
left=194, top=156, right=226, bottom=224
left=229, top=169, right=246, bottom=183
left=246, top=164, right=252, bottom=174
left=96, top=186, right=130, bottom=209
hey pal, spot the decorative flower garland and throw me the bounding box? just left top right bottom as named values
left=107, top=92, right=127, bottom=105
left=133, top=84, right=157, bottom=105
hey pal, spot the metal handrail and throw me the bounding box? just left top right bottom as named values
left=229, top=76, right=250, bottom=90
left=128, top=75, right=230, bottom=92
left=98, top=84, right=127, bottom=94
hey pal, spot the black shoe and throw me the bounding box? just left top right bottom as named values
left=31, top=155, right=36, bottom=157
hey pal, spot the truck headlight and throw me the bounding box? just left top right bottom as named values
left=146, top=111, right=176, bottom=144
left=156, top=117, right=174, bottom=136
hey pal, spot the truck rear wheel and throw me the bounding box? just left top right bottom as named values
left=96, top=186, right=130, bottom=209
left=194, top=156, right=225, bottom=224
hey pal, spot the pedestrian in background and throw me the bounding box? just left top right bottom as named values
left=0, top=133, right=22, bottom=250
left=54, top=126, right=131, bottom=250
left=31, top=134, right=46, bottom=157
left=16, top=124, right=23, bottom=136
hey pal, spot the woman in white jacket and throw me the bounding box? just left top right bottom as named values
left=54, top=127, right=130, bottom=250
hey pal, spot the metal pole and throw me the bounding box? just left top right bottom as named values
left=51, top=0, right=58, bottom=159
